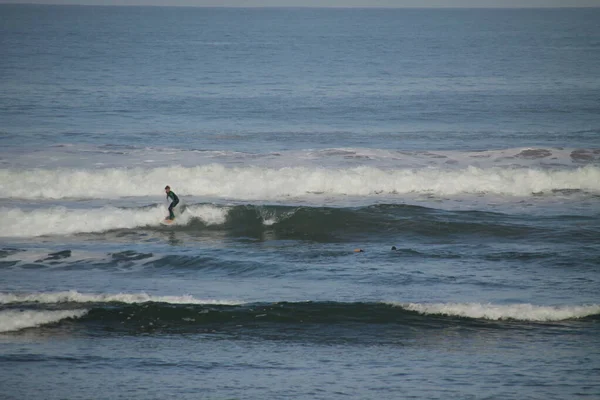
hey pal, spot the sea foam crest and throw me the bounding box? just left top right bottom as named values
left=399, top=302, right=600, bottom=321
left=184, top=204, right=229, bottom=225
left=0, top=309, right=88, bottom=333
left=0, top=204, right=229, bottom=238
left=0, top=205, right=165, bottom=237
left=2, top=164, right=599, bottom=200
left=0, top=291, right=242, bottom=306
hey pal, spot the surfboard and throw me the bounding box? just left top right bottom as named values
left=161, top=218, right=175, bottom=226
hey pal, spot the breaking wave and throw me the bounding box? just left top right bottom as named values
left=398, top=302, right=600, bottom=322
left=1, top=164, right=599, bottom=200
left=0, top=309, right=88, bottom=333
left=0, top=203, right=551, bottom=239
left=0, top=204, right=229, bottom=237
left=1, top=291, right=597, bottom=334
left=0, top=290, right=241, bottom=306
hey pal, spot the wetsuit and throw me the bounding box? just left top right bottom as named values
left=166, top=190, right=179, bottom=220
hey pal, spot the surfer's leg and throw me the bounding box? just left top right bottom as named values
left=169, top=199, right=179, bottom=219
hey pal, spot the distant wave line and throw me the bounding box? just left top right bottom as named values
left=1, top=291, right=598, bottom=330
left=1, top=164, right=599, bottom=200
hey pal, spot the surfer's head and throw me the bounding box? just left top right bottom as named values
left=165, top=185, right=171, bottom=192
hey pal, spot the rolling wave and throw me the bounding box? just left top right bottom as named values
left=1, top=163, right=599, bottom=200
left=1, top=291, right=598, bottom=334
left=0, top=290, right=240, bottom=306
left=398, top=302, right=600, bottom=322
left=0, top=203, right=549, bottom=239
left=0, top=205, right=166, bottom=237
left=0, top=309, right=88, bottom=333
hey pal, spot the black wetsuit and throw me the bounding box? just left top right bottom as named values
left=167, top=190, right=179, bottom=219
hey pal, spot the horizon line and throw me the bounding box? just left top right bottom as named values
left=2, top=2, right=600, bottom=8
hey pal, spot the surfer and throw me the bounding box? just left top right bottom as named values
left=164, top=185, right=179, bottom=221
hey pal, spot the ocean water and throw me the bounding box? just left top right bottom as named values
left=1, top=4, right=600, bottom=399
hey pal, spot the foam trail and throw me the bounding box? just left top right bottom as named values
left=184, top=204, right=229, bottom=225
left=0, top=291, right=242, bottom=306
left=0, top=206, right=166, bottom=237
left=399, top=302, right=600, bottom=321
left=2, top=164, right=599, bottom=200
left=0, top=309, right=88, bottom=333
left=0, top=204, right=232, bottom=238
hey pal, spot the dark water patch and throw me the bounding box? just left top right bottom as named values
left=143, top=254, right=270, bottom=276
left=65, top=302, right=530, bottom=343
left=571, top=148, right=600, bottom=163
left=0, top=260, right=19, bottom=268
left=516, top=148, right=552, bottom=159
left=390, top=246, right=422, bottom=255
left=551, top=188, right=583, bottom=195
left=483, top=251, right=557, bottom=262
left=111, top=250, right=153, bottom=262
left=20, top=263, right=47, bottom=270
left=546, top=255, right=600, bottom=271
left=585, top=314, right=600, bottom=322
left=0, top=248, right=25, bottom=259
left=35, top=250, right=71, bottom=263
left=534, top=224, right=600, bottom=245
left=0, top=353, right=104, bottom=364
left=389, top=246, right=463, bottom=260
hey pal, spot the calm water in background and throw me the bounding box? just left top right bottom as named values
left=1, top=5, right=599, bottom=400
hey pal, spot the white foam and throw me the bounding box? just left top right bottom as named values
left=184, top=204, right=230, bottom=225
left=0, top=205, right=167, bottom=237
left=0, top=203, right=232, bottom=237
left=255, top=206, right=287, bottom=226
left=0, top=291, right=242, bottom=306
left=1, top=164, right=598, bottom=200
left=397, top=302, right=600, bottom=321
left=0, top=309, right=88, bottom=333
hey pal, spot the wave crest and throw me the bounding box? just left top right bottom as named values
left=0, top=309, right=88, bottom=333
left=399, top=302, right=600, bottom=321
left=0, top=290, right=240, bottom=306
left=2, top=164, right=599, bottom=200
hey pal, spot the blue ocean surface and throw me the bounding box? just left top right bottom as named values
left=1, top=5, right=599, bottom=400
